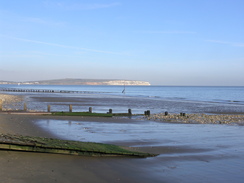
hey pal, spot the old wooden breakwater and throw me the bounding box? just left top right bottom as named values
left=0, top=99, right=190, bottom=118
left=0, top=99, right=147, bottom=116
left=0, top=88, right=109, bottom=94
left=0, top=134, right=156, bottom=157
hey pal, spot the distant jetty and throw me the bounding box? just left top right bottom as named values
left=0, top=78, right=150, bottom=86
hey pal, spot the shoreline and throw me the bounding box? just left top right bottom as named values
left=0, top=112, right=175, bottom=183
left=1, top=91, right=244, bottom=114
left=1, top=92, right=244, bottom=126
left=0, top=113, right=160, bottom=182
left=1, top=93, right=244, bottom=182
left=1, top=112, right=244, bottom=183
left=146, top=113, right=244, bottom=125
left=2, top=90, right=244, bottom=115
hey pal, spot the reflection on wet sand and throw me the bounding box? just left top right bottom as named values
left=35, top=118, right=244, bottom=183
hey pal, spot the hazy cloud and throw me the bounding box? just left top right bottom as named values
left=43, top=1, right=121, bottom=10
left=137, top=30, right=196, bottom=34
left=0, top=35, right=121, bottom=54
left=206, top=40, right=244, bottom=47
left=0, top=51, right=70, bottom=58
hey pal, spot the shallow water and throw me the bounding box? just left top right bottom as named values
left=36, top=119, right=244, bottom=183
left=1, top=85, right=244, bottom=104
left=1, top=85, right=244, bottom=114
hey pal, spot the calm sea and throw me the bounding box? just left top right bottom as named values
left=1, top=85, right=244, bottom=104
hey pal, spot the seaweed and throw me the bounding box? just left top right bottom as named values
left=0, top=134, right=157, bottom=158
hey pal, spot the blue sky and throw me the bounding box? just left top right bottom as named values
left=0, top=0, right=244, bottom=85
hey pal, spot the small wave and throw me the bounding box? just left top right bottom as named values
left=148, top=96, right=160, bottom=98
left=229, top=100, right=241, bottom=103
left=167, top=97, right=186, bottom=100
left=214, top=99, right=242, bottom=103
left=212, top=99, right=244, bottom=105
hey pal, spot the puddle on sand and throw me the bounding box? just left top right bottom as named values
left=35, top=119, right=244, bottom=153
left=35, top=119, right=244, bottom=183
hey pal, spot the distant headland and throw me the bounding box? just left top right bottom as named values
left=0, top=78, right=151, bottom=86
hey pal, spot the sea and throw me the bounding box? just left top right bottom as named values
left=0, top=84, right=244, bottom=114
left=1, top=84, right=244, bottom=103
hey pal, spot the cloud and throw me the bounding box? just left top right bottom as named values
left=0, top=35, right=120, bottom=54
left=0, top=51, right=70, bottom=58
left=137, top=30, right=196, bottom=34
left=43, top=1, right=121, bottom=10
left=76, top=2, right=121, bottom=10
left=206, top=40, right=244, bottom=47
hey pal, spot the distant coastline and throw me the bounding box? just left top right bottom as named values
left=0, top=78, right=151, bottom=86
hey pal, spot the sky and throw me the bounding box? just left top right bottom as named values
left=0, top=0, right=244, bottom=86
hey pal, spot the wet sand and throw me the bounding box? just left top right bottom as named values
left=3, top=91, right=244, bottom=114
left=1, top=93, right=244, bottom=182
left=1, top=113, right=244, bottom=183
left=30, top=93, right=244, bottom=114
left=0, top=113, right=184, bottom=183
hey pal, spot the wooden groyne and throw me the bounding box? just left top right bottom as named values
left=0, top=134, right=156, bottom=157
left=0, top=99, right=149, bottom=117
left=0, top=88, right=108, bottom=94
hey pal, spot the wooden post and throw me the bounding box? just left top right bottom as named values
left=47, top=105, right=51, bottom=112
left=0, top=100, right=2, bottom=111
left=69, top=105, right=72, bottom=112
left=128, top=109, right=132, bottom=115
left=144, top=110, right=150, bottom=116
left=147, top=110, right=150, bottom=116
left=89, top=107, right=92, bottom=113
left=24, top=103, right=27, bottom=111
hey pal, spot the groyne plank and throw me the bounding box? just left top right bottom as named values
left=0, top=134, right=156, bottom=158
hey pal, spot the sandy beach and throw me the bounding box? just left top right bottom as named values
left=0, top=93, right=163, bottom=183
left=1, top=93, right=244, bottom=183
left=0, top=113, right=151, bottom=183
left=0, top=113, right=177, bottom=183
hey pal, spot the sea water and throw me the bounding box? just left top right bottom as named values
left=1, top=85, right=244, bottom=104
left=1, top=85, right=244, bottom=114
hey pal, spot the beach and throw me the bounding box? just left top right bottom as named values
left=0, top=112, right=172, bottom=183
left=1, top=93, right=244, bottom=183
left=0, top=102, right=150, bottom=182
left=2, top=0, right=244, bottom=181
left=0, top=93, right=164, bottom=183
left=0, top=113, right=156, bottom=183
